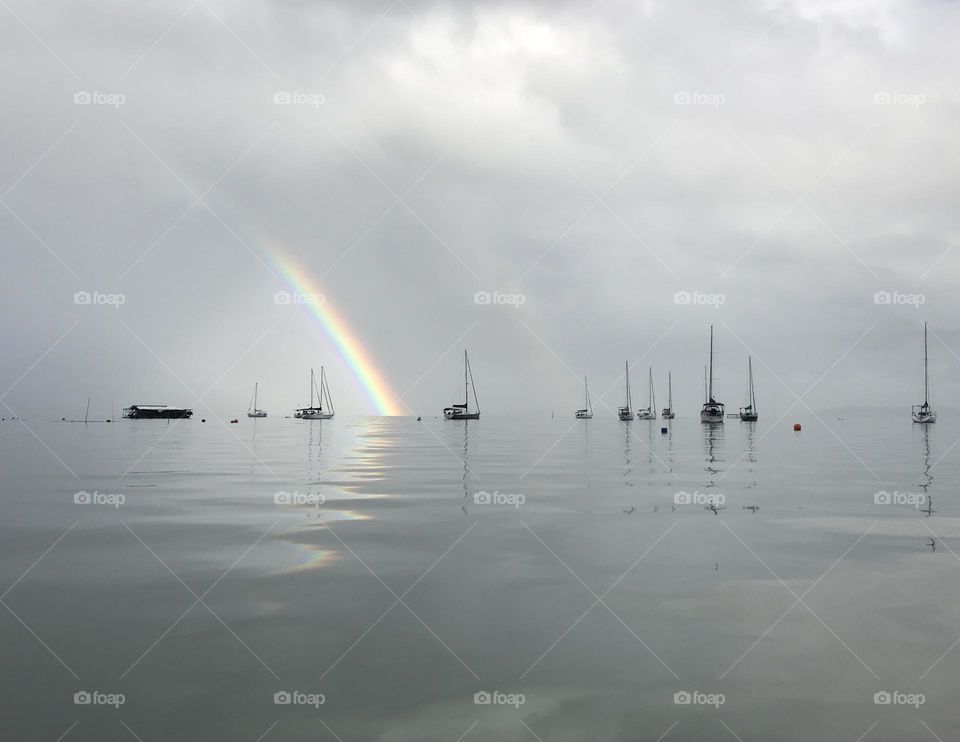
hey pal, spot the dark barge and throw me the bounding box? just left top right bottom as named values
left=122, top=405, right=193, bottom=419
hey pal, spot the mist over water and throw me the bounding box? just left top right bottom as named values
left=2, top=414, right=958, bottom=741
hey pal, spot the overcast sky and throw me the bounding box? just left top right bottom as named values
left=2, top=0, right=960, bottom=419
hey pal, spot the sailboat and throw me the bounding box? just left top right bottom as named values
left=575, top=377, right=594, bottom=419
left=700, top=325, right=724, bottom=423
left=618, top=362, right=635, bottom=421
left=247, top=383, right=267, bottom=418
left=296, top=368, right=334, bottom=420
left=444, top=350, right=480, bottom=420
left=637, top=367, right=657, bottom=419
left=912, top=322, right=937, bottom=424
left=661, top=371, right=675, bottom=419
left=739, top=357, right=758, bottom=422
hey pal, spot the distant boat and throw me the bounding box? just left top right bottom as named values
left=575, top=376, right=594, bottom=419
left=912, top=322, right=937, bottom=424
left=618, top=362, right=635, bottom=421
left=661, top=371, right=675, bottom=419
left=296, top=368, right=334, bottom=420
left=637, top=367, right=657, bottom=419
left=739, top=357, right=758, bottom=422
left=444, top=350, right=480, bottom=420
left=700, top=325, right=724, bottom=423
left=122, top=404, right=192, bottom=419
left=247, top=382, right=267, bottom=418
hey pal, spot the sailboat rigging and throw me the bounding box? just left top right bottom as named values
left=739, top=357, right=758, bottom=422
left=700, top=325, right=724, bottom=423
left=912, top=322, right=937, bottom=424
left=618, top=362, right=635, bottom=421
left=247, top=382, right=267, bottom=418
left=296, top=368, right=334, bottom=420
left=637, top=367, right=656, bottom=419
left=444, top=350, right=480, bottom=420
left=661, top=371, right=675, bottom=419
left=575, top=377, right=594, bottom=419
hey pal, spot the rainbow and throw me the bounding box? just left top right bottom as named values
left=272, top=251, right=404, bottom=416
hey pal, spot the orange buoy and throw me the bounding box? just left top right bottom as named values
left=793, top=423, right=801, bottom=431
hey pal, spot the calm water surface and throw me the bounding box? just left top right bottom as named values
left=2, top=415, right=959, bottom=741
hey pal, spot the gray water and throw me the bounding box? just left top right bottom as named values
left=1, top=414, right=959, bottom=741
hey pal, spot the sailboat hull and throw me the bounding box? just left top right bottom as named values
left=299, top=410, right=333, bottom=420
left=912, top=412, right=936, bottom=424
left=247, top=411, right=267, bottom=418
left=575, top=410, right=593, bottom=419
left=444, top=409, right=479, bottom=420
left=637, top=410, right=656, bottom=420
left=661, top=411, right=675, bottom=419
left=739, top=412, right=758, bottom=422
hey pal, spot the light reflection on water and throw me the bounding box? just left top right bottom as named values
left=1, top=415, right=960, bottom=740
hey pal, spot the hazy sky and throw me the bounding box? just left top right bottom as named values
left=2, top=0, right=960, bottom=419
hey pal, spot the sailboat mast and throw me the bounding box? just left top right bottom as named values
left=254, top=383, right=258, bottom=410
left=626, top=362, right=632, bottom=408
left=924, top=322, right=930, bottom=405
left=668, top=371, right=672, bottom=409
left=84, top=397, right=90, bottom=424
left=584, top=377, right=588, bottom=410
left=464, top=350, right=469, bottom=410
left=708, top=325, right=715, bottom=401
left=649, top=367, right=655, bottom=410
left=748, top=357, right=755, bottom=409
left=310, top=369, right=315, bottom=408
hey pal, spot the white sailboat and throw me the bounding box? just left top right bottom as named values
left=296, top=368, right=334, bottom=420
left=912, top=322, right=936, bottom=424
left=618, top=362, right=635, bottom=421
left=739, top=357, right=758, bottom=422
left=700, top=325, right=724, bottom=423
left=575, top=376, right=594, bottom=419
left=637, top=367, right=657, bottom=419
left=661, top=371, right=675, bottom=419
left=444, top=350, right=480, bottom=420
left=247, top=382, right=267, bottom=418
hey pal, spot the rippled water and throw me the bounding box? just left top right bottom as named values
left=2, top=414, right=960, bottom=741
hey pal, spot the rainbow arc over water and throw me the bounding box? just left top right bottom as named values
left=272, top=252, right=404, bottom=416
